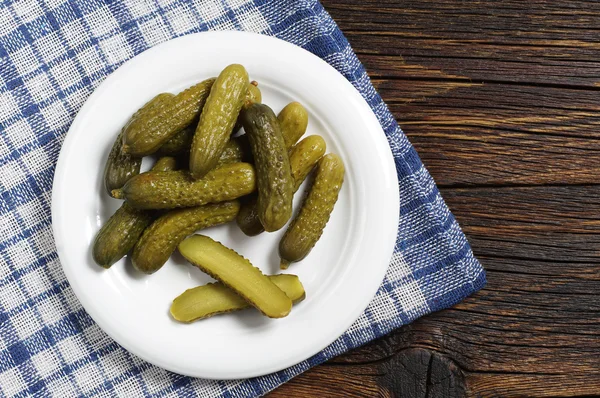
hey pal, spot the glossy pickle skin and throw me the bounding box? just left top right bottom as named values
left=279, top=153, right=345, bottom=268
left=92, top=157, right=178, bottom=268
left=123, top=78, right=216, bottom=156
left=156, top=124, right=194, bottom=156
left=113, top=163, right=256, bottom=210
left=158, top=83, right=259, bottom=156
left=277, top=102, right=309, bottom=148
left=152, top=156, right=178, bottom=172
left=236, top=102, right=309, bottom=236
left=131, top=201, right=240, bottom=274
left=92, top=203, right=153, bottom=268
left=103, top=129, right=143, bottom=197
left=233, top=81, right=262, bottom=133
left=103, top=93, right=173, bottom=195
left=189, top=65, right=249, bottom=179
left=242, top=103, right=294, bottom=232
left=170, top=274, right=305, bottom=322
left=236, top=135, right=326, bottom=236
left=178, top=235, right=293, bottom=318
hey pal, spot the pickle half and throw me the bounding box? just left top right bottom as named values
left=178, top=235, right=292, bottom=318
left=170, top=274, right=305, bottom=322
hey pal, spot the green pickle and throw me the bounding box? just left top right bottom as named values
left=152, top=156, right=178, bottom=172
left=157, top=125, right=194, bottom=156
left=279, top=153, right=345, bottom=269
left=278, top=102, right=309, bottom=148
left=170, top=274, right=305, bottom=322
left=112, top=163, right=256, bottom=209
left=123, top=78, right=216, bottom=156
left=189, top=65, right=249, bottom=179
left=132, top=201, right=240, bottom=274
left=92, top=157, right=178, bottom=268
left=92, top=203, right=152, bottom=268
left=178, top=235, right=292, bottom=318
left=233, top=81, right=262, bottom=133
left=103, top=93, right=173, bottom=196
left=236, top=135, right=326, bottom=236
left=158, top=82, right=259, bottom=156
left=241, top=103, right=293, bottom=232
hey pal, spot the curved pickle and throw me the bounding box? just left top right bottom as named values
left=112, top=163, right=256, bottom=210
left=170, top=274, right=305, bottom=322
left=279, top=153, right=345, bottom=269
left=237, top=135, right=326, bottom=236
left=189, top=64, right=249, bottom=179
left=103, top=93, right=173, bottom=195
left=123, top=78, right=216, bottom=156
left=241, top=103, right=293, bottom=232
left=92, top=157, right=177, bottom=268
left=132, top=201, right=240, bottom=274
left=178, top=235, right=292, bottom=318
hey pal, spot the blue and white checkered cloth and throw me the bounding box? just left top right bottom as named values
left=0, top=0, right=486, bottom=396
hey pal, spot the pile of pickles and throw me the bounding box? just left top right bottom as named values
left=92, top=64, right=344, bottom=321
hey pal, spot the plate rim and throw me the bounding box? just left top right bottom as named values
left=51, top=30, right=400, bottom=379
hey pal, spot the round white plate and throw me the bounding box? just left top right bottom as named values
left=52, top=31, right=399, bottom=379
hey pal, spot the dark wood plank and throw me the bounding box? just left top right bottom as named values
left=271, top=0, right=600, bottom=397
left=328, top=0, right=600, bottom=88
left=385, top=82, right=600, bottom=186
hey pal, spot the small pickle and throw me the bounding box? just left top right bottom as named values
left=189, top=65, right=249, bottom=179
left=242, top=103, right=293, bottom=232
left=170, top=274, right=305, bottom=322
left=132, top=201, right=240, bottom=274
left=92, top=157, right=177, bottom=268
left=92, top=203, right=152, bottom=268
left=279, top=154, right=345, bottom=269
left=112, top=163, right=256, bottom=209
left=233, top=81, right=262, bottom=133
left=178, top=235, right=292, bottom=318
left=152, top=156, right=178, bottom=172
left=158, top=82, right=259, bottom=156
left=236, top=135, right=326, bottom=236
left=157, top=125, right=194, bottom=156
left=216, top=138, right=246, bottom=165
left=278, top=102, right=308, bottom=148
left=123, top=78, right=216, bottom=156
left=103, top=93, right=173, bottom=195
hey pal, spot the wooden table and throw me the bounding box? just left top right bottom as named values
left=271, top=1, right=600, bottom=396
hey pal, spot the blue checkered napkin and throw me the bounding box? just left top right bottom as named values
left=0, top=0, right=486, bottom=396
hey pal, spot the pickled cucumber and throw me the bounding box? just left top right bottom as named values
left=242, top=103, right=293, bottom=232
left=235, top=195, right=263, bottom=236
left=92, top=158, right=177, bottom=268
left=103, top=93, right=173, bottom=195
left=178, top=235, right=292, bottom=318
left=216, top=138, right=246, bottom=165
left=170, top=274, right=305, bottom=322
left=289, top=135, right=327, bottom=191
left=236, top=135, right=326, bottom=236
left=278, top=102, right=309, bottom=148
left=157, top=125, right=194, bottom=156
left=113, top=163, right=256, bottom=209
left=233, top=81, right=262, bottom=133
left=92, top=203, right=152, bottom=268
left=132, top=201, right=240, bottom=274
left=152, top=156, right=178, bottom=172
left=123, top=78, right=216, bottom=156
left=189, top=65, right=249, bottom=179
left=158, top=82, right=259, bottom=156
left=279, top=154, right=345, bottom=268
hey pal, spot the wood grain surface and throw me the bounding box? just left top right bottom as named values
left=270, top=1, right=600, bottom=397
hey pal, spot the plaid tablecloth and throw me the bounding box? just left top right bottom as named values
left=0, top=0, right=486, bottom=396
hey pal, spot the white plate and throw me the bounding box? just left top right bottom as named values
left=52, top=31, right=399, bottom=379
